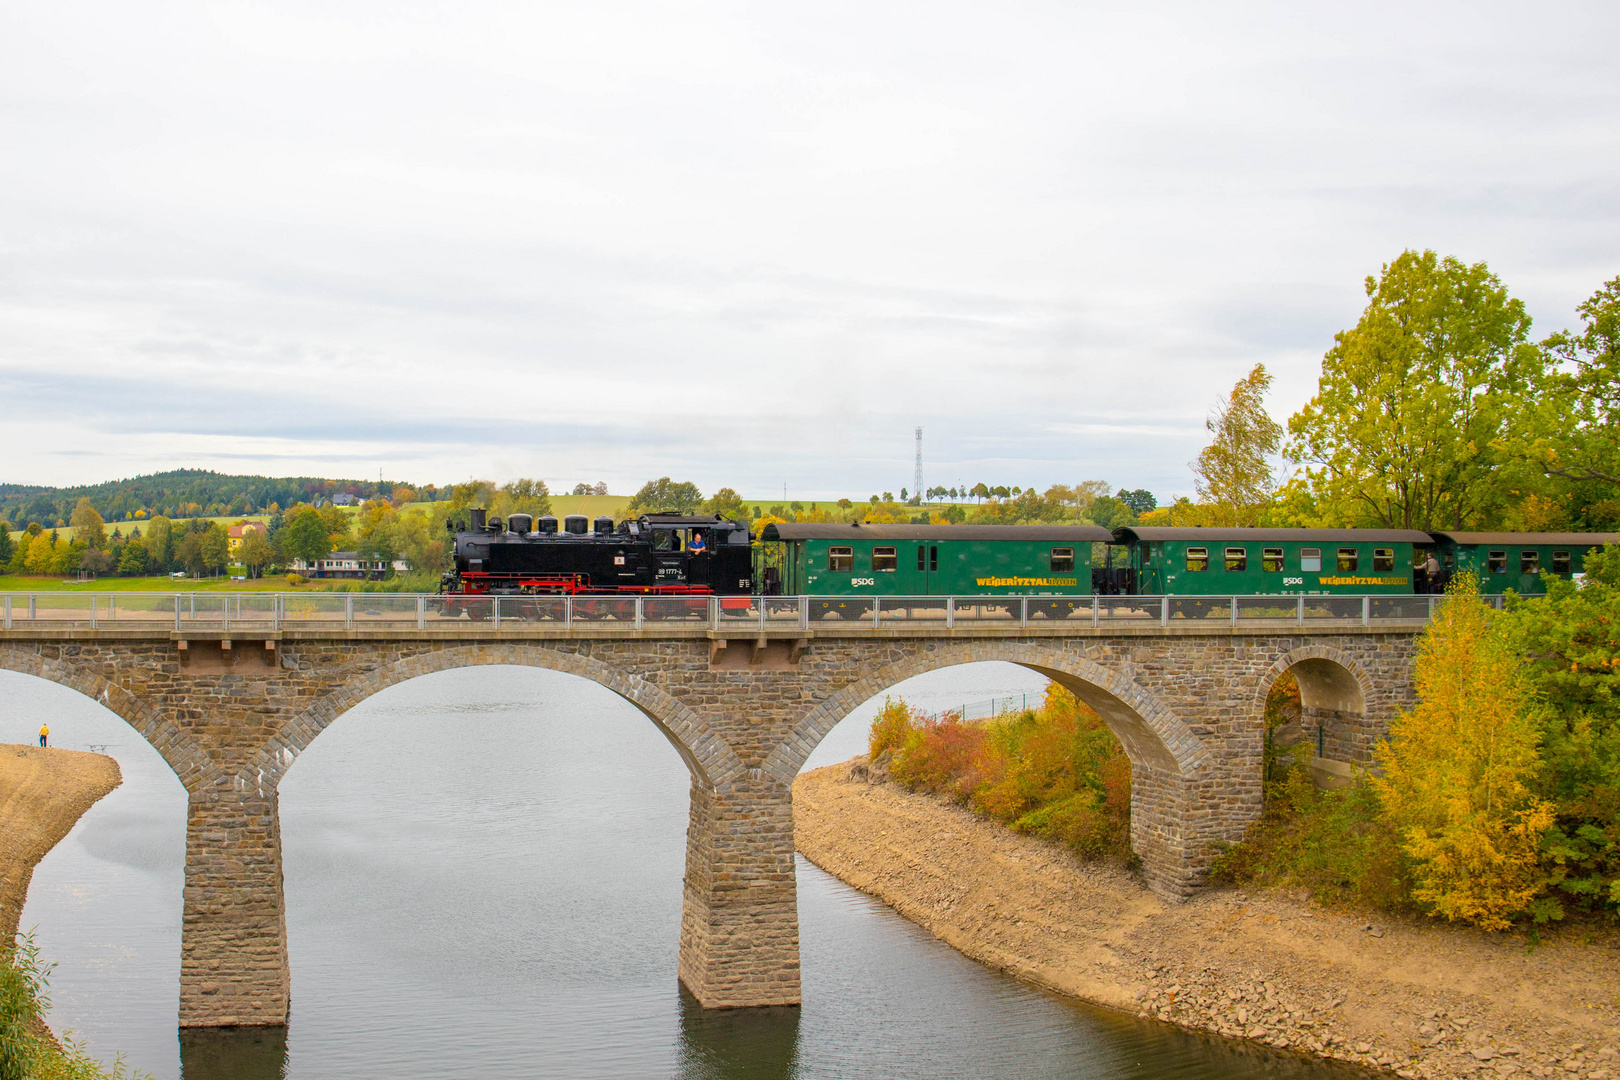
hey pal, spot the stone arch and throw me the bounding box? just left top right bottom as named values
left=1255, top=644, right=1376, bottom=768
left=0, top=644, right=214, bottom=791
left=760, top=640, right=1206, bottom=783
left=251, top=644, right=748, bottom=792
left=1256, top=645, right=1371, bottom=718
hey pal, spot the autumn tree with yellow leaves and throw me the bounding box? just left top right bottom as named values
left=1374, top=575, right=1557, bottom=929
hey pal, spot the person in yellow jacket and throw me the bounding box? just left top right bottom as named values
left=38, top=723, right=49, bottom=748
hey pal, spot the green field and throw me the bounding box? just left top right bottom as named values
left=0, top=574, right=297, bottom=592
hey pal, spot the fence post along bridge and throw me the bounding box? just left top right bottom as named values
left=0, top=520, right=1609, bottom=1030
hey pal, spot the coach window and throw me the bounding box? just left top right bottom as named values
left=1488, top=550, right=1508, bottom=574
left=1262, top=547, right=1284, bottom=572
left=1373, top=547, right=1395, bottom=572
left=1337, top=548, right=1358, bottom=572
left=872, top=546, right=897, bottom=572
left=1050, top=547, right=1074, bottom=572
left=1139, top=543, right=1152, bottom=564
left=829, top=546, right=854, bottom=573
left=1186, top=546, right=1208, bottom=572
left=1300, top=547, right=1322, bottom=572
left=1520, top=550, right=1540, bottom=574
left=1225, top=547, right=1247, bottom=572
left=1553, top=550, right=1571, bottom=574
left=917, top=546, right=927, bottom=571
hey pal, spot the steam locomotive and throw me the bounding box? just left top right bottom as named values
left=442, top=508, right=753, bottom=596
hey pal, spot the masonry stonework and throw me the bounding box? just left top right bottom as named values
left=0, top=623, right=1421, bottom=1027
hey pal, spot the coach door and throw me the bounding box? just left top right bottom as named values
left=915, top=543, right=940, bottom=594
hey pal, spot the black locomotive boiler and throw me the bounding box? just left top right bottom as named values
left=443, top=508, right=753, bottom=596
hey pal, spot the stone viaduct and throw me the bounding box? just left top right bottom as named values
left=0, top=614, right=1422, bottom=1028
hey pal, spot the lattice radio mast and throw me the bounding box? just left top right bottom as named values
left=913, top=427, right=923, bottom=502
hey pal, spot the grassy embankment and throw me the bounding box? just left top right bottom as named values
left=868, top=684, right=1134, bottom=861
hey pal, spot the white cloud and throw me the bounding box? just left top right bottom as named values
left=2, top=0, right=1615, bottom=500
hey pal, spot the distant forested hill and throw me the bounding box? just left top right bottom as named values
left=0, top=469, right=440, bottom=526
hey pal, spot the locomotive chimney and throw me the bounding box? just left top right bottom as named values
left=469, top=508, right=487, bottom=532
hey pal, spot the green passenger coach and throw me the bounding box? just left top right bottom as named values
left=758, top=523, right=1114, bottom=596
left=1114, top=527, right=1433, bottom=596
left=1427, top=532, right=1618, bottom=595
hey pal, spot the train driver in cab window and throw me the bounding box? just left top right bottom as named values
left=689, top=529, right=707, bottom=555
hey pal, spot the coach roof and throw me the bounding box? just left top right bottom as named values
left=761, top=523, right=1115, bottom=542
left=1114, top=527, right=1434, bottom=544
left=1428, top=531, right=1619, bottom=546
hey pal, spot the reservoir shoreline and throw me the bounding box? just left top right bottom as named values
left=1, top=743, right=122, bottom=941
left=793, top=760, right=1620, bottom=1080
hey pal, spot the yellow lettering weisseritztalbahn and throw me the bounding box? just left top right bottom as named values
left=973, top=576, right=1078, bottom=587
left=1315, top=576, right=1409, bottom=586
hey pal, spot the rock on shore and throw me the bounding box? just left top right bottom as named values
left=793, top=760, right=1620, bottom=1080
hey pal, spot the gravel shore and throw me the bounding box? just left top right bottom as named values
left=794, top=760, right=1620, bottom=1080
left=1, top=742, right=121, bottom=940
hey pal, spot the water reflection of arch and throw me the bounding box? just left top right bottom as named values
left=255, top=645, right=748, bottom=791
left=0, top=646, right=212, bottom=790
left=762, top=642, right=1208, bottom=784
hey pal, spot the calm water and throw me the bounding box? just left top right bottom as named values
left=3, top=664, right=1366, bottom=1079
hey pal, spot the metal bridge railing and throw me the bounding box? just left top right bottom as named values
left=0, top=592, right=1518, bottom=633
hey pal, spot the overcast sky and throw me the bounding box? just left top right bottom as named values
left=2, top=1, right=1616, bottom=502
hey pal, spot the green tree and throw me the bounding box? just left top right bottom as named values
left=69, top=497, right=106, bottom=551
left=279, top=507, right=334, bottom=567
left=1287, top=250, right=1542, bottom=529
left=237, top=530, right=274, bottom=578
left=1116, top=489, right=1156, bottom=515
left=1519, top=276, right=1620, bottom=491
left=117, top=540, right=149, bottom=576
left=1374, top=575, right=1557, bottom=928
left=143, top=516, right=174, bottom=572
left=496, top=478, right=552, bottom=518
left=628, top=477, right=703, bottom=515
left=1501, top=544, right=1620, bottom=914
left=174, top=530, right=204, bottom=577
left=197, top=522, right=229, bottom=576
left=701, top=487, right=749, bottom=522
left=1192, top=364, right=1284, bottom=525
left=0, top=523, right=12, bottom=570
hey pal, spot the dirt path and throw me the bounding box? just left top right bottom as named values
left=1, top=743, right=122, bottom=941
left=794, top=761, right=1620, bottom=1080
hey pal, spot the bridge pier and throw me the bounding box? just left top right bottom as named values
left=179, top=780, right=290, bottom=1027
left=677, top=777, right=801, bottom=1008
